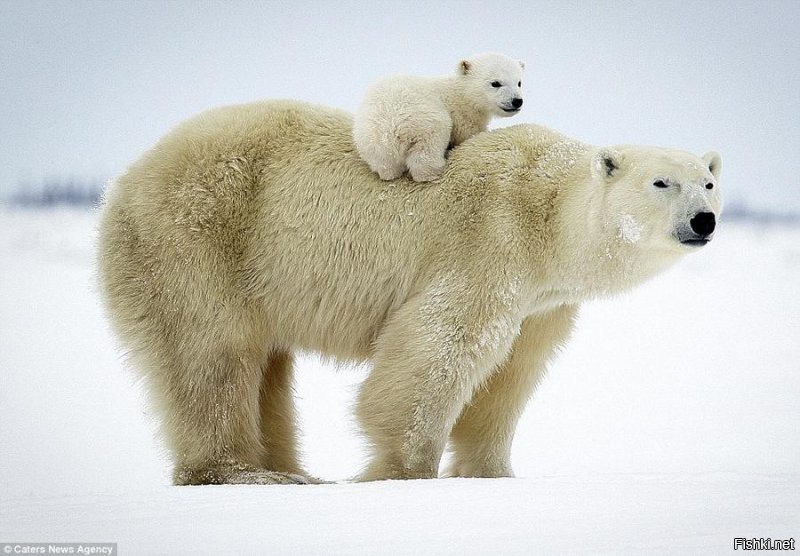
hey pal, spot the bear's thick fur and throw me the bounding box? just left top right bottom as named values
left=353, top=53, right=525, bottom=182
left=98, top=100, right=722, bottom=484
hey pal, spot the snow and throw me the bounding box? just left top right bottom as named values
left=1, top=208, right=798, bottom=553
left=4, top=476, right=797, bottom=554
left=618, top=213, right=642, bottom=244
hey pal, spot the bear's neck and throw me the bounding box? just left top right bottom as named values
left=546, top=167, right=681, bottom=301
left=440, top=78, right=491, bottom=145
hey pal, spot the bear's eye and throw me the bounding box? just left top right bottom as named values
left=491, top=81, right=502, bottom=88
left=705, top=182, right=714, bottom=190
left=518, top=81, right=521, bottom=87
left=653, top=180, right=669, bottom=188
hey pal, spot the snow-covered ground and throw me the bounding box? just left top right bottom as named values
left=1, top=208, right=798, bottom=553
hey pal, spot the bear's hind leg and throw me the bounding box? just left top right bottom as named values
left=258, top=349, right=321, bottom=482
left=164, top=346, right=309, bottom=486
left=356, top=131, right=407, bottom=180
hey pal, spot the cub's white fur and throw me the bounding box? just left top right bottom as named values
left=98, top=100, right=722, bottom=485
left=353, top=53, right=525, bottom=182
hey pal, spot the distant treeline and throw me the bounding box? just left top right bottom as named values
left=3, top=178, right=799, bottom=225
left=5, top=178, right=105, bottom=207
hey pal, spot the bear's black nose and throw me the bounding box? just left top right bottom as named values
left=512, top=98, right=523, bottom=108
left=690, top=211, right=716, bottom=236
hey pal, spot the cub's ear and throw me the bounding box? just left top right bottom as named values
left=702, top=151, right=722, bottom=180
left=458, top=60, right=472, bottom=75
left=518, top=60, right=526, bottom=70
left=592, top=148, right=623, bottom=180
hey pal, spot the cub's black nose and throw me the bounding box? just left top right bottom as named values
left=512, top=98, right=523, bottom=108
left=690, top=211, right=716, bottom=236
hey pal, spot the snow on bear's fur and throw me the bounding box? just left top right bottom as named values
left=98, top=100, right=722, bottom=485
left=353, top=53, right=525, bottom=182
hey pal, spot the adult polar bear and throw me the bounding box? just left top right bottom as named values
left=99, top=100, right=722, bottom=485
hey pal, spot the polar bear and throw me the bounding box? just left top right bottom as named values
left=98, top=100, right=722, bottom=485
left=353, top=52, right=525, bottom=182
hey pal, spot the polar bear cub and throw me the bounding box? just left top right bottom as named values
left=353, top=52, right=525, bottom=182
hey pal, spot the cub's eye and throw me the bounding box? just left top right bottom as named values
left=491, top=81, right=502, bottom=88
left=705, top=182, right=714, bottom=190
left=653, top=180, right=669, bottom=188
left=518, top=81, right=522, bottom=87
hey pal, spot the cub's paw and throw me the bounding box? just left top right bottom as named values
left=408, top=163, right=445, bottom=183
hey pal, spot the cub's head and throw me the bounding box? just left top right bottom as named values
left=590, top=146, right=723, bottom=253
left=457, top=52, right=525, bottom=118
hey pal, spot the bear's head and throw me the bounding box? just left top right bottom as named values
left=590, top=146, right=723, bottom=254
left=457, top=53, right=525, bottom=118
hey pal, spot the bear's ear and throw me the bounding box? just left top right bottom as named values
left=592, top=148, right=623, bottom=180
left=702, top=151, right=722, bottom=180
left=458, top=60, right=472, bottom=75
left=518, top=60, right=526, bottom=70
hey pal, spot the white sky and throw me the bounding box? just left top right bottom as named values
left=1, top=0, right=798, bottom=212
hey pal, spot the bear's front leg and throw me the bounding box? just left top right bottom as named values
left=355, top=288, right=519, bottom=481
left=445, top=305, right=578, bottom=478
left=405, top=127, right=450, bottom=183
